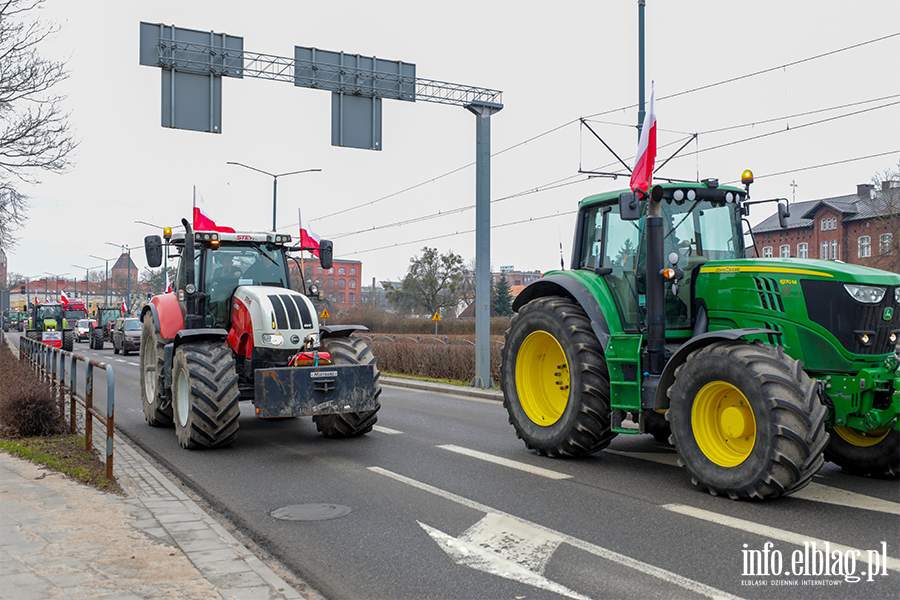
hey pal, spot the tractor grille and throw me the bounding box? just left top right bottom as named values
left=268, top=294, right=315, bottom=330
left=801, top=280, right=900, bottom=355
left=753, top=277, right=785, bottom=313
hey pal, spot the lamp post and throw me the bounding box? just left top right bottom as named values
left=72, top=264, right=102, bottom=308
left=89, top=254, right=117, bottom=306
left=44, top=272, right=69, bottom=302
left=226, top=162, right=321, bottom=231
left=104, top=243, right=140, bottom=315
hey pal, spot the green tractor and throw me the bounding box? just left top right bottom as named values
left=26, top=302, right=74, bottom=351
left=502, top=174, right=899, bottom=500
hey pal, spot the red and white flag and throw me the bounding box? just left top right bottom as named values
left=299, top=208, right=321, bottom=258
left=630, top=82, right=657, bottom=195
left=121, top=299, right=127, bottom=314
left=165, top=269, right=172, bottom=294
left=193, top=186, right=236, bottom=233
left=60, top=290, right=70, bottom=307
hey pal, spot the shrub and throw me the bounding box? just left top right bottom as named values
left=371, top=340, right=502, bottom=386
left=0, top=346, right=65, bottom=437
left=330, top=305, right=511, bottom=336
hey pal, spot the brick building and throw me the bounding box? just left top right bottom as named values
left=294, top=258, right=363, bottom=308
left=752, top=182, right=899, bottom=272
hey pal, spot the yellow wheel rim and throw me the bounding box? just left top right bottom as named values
left=833, top=426, right=890, bottom=447
left=691, top=381, right=756, bottom=467
left=516, top=331, right=570, bottom=426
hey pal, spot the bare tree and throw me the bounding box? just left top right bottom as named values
left=0, top=0, right=77, bottom=251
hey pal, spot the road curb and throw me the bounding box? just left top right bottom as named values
left=381, top=375, right=503, bottom=402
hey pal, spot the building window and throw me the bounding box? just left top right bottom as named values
left=821, top=242, right=828, bottom=259
left=338, top=293, right=345, bottom=302
left=339, top=267, right=346, bottom=275
left=859, top=236, right=871, bottom=258
left=798, top=243, right=808, bottom=258
left=328, top=268, right=334, bottom=274
left=349, top=268, right=357, bottom=275
left=349, top=279, right=356, bottom=289
left=779, top=245, right=790, bottom=258
left=879, top=233, right=893, bottom=256
left=317, top=267, right=323, bottom=274
left=339, top=279, right=346, bottom=288
left=763, top=246, right=773, bottom=258
left=349, top=293, right=356, bottom=302
left=831, top=240, right=839, bottom=260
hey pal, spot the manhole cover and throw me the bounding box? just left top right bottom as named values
left=270, top=504, right=352, bottom=521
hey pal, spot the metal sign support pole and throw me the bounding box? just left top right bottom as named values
left=467, top=101, right=502, bottom=388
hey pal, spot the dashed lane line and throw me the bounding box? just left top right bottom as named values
left=438, top=444, right=571, bottom=480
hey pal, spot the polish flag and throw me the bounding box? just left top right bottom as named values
left=121, top=299, right=127, bottom=314
left=299, top=208, right=321, bottom=258
left=60, top=290, right=70, bottom=307
left=630, top=82, right=657, bottom=195
left=165, top=269, right=172, bottom=294
left=193, top=186, right=236, bottom=233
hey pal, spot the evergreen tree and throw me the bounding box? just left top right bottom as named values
left=492, top=273, right=513, bottom=317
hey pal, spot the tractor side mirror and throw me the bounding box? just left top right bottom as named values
left=619, top=192, right=642, bottom=221
left=319, top=240, right=333, bottom=270
left=145, top=235, right=163, bottom=268
left=777, top=203, right=790, bottom=229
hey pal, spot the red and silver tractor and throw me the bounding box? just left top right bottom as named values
left=140, top=219, right=380, bottom=449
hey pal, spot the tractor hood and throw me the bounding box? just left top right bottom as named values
left=228, top=286, right=321, bottom=358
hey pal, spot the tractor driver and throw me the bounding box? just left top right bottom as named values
left=208, top=257, right=243, bottom=328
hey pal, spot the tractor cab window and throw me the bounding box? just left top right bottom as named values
left=204, top=244, right=289, bottom=328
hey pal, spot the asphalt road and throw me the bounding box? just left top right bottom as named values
left=8, top=332, right=900, bottom=600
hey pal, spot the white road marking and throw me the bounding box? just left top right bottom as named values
left=372, top=425, right=403, bottom=435
left=790, top=482, right=900, bottom=514
left=438, top=444, right=571, bottom=480
left=420, top=517, right=590, bottom=600
left=370, top=467, right=745, bottom=600
left=662, top=504, right=900, bottom=573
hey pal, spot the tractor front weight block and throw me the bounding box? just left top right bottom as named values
left=254, top=364, right=379, bottom=418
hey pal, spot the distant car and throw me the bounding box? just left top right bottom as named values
left=112, top=317, right=141, bottom=355
left=75, top=319, right=95, bottom=342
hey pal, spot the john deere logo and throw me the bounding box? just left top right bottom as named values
left=885, top=307, right=894, bottom=320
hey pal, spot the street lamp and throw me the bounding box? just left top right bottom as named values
left=44, top=272, right=69, bottom=302
left=72, top=264, right=102, bottom=308
left=227, top=162, right=321, bottom=231
left=104, top=243, right=140, bottom=314
left=89, top=254, right=117, bottom=306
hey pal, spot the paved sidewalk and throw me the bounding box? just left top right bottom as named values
left=0, top=440, right=310, bottom=600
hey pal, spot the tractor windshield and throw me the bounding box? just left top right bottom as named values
left=203, top=243, right=289, bottom=328
left=582, top=197, right=742, bottom=332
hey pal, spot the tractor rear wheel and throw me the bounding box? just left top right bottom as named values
left=313, top=336, right=381, bottom=438
left=91, top=327, right=104, bottom=349
left=62, top=331, right=74, bottom=352
left=501, top=296, right=615, bottom=457
left=824, top=426, right=898, bottom=478
left=172, top=341, right=240, bottom=449
left=140, top=316, right=173, bottom=427
left=667, top=341, right=827, bottom=500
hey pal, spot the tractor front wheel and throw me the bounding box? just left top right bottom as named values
left=313, top=336, right=381, bottom=437
left=501, top=296, right=615, bottom=457
left=140, top=316, right=173, bottom=427
left=172, top=341, right=240, bottom=449
left=824, top=426, right=898, bottom=478
left=667, top=341, right=827, bottom=500
left=91, top=327, right=104, bottom=350
left=62, top=331, right=74, bottom=352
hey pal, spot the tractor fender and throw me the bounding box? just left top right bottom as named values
left=654, top=328, right=782, bottom=410
left=321, top=324, right=369, bottom=339
left=512, top=274, right=611, bottom=349
left=144, top=294, right=185, bottom=341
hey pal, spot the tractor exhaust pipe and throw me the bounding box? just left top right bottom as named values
left=645, top=187, right=666, bottom=375
left=181, top=218, right=204, bottom=330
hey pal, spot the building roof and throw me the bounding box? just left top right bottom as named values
left=754, top=185, right=897, bottom=233
left=111, top=253, right=138, bottom=271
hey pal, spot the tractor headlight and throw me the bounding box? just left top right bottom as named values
left=261, top=333, right=284, bottom=346
left=844, top=284, right=886, bottom=304
left=895, top=287, right=900, bottom=304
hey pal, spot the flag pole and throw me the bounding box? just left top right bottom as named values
left=298, top=208, right=305, bottom=292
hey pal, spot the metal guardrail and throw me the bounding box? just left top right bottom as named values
left=359, top=334, right=505, bottom=347
left=19, top=336, right=116, bottom=479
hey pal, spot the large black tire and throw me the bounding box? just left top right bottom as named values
left=642, top=409, right=671, bottom=444
left=62, top=331, right=74, bottom=352
left=313, top=336, right=381, bottom=438
left=26, top=330, right=39, bottom=342
left=91, top=327, right=104, bottom=349
left=824, top=427, right=899, bottom=478
left=667, top=341, right=828, bottom=500
left=172, top=341, right=240, bottom=449
left=140, top=316, right=173, bottom=427
left=501, top=296, right=616, bottom=457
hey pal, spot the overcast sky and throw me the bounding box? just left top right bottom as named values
left=7, top=0, right=900, bottom=288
